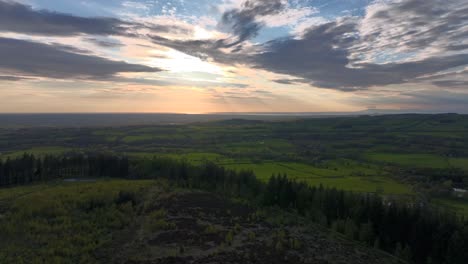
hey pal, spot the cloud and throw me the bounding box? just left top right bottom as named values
left=220, top=0, right=286, bottom=45
left=253, top=20, right=468, bottom=90
left=151, top=13, right=467, bottom=91
left=272, top=78, right=307, bottom=85
left=352, top=0, right=468, bottom=62
left=5, top=0, right=464, bottom=94
left=292, top=16, right=329, bottom=36
left=432, top=80, right=468, bottom=88
left=145, top=0, right=467, bottom=92
left=259, top=6, right=317, bottom=28
left=0, top=37, right=161, bottom=80
left=352, top=89, right=468, bottom=112
left=85, top=37, right=125, bottom=48
left=0, top=75, right=31, bottom=81
left=0, top=0, right=191, bottom=37
left=0, top=0, right=132, bottom=36
left=150, top=35, right=249, bottom=65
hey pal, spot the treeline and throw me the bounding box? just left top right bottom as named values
left=1, top=153, right=467, bottom=263
left=262, top=175, right=468, bottom=264
left=405, top=167, right=468, bottom=188
left=0, top=153, right=129, bottom=186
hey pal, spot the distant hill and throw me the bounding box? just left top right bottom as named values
left=0, top=112, right=464, bottom=128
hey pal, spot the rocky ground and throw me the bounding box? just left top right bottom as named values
left=103, top=189, right=403, bottom=264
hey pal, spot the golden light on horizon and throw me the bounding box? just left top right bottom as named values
left=151, top=49, right=224, bottom=75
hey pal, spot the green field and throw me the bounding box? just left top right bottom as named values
left=448, top=158, right=468, bottom=170
left=1, top=146, right=71, bottom=158
left=128, top=152, right=228, bottom=164
left=433, top=198, right=468, bottom=217
left=365, top=152, right=451, bottom=168
left=222, top=161, right=413, bottom=195
left=122, top=135, right=155, bottom=143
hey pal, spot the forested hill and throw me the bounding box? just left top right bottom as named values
left=1, top=152, right=467, bottom=263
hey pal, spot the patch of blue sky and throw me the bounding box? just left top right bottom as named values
left=370, top=50, right=420, bottom=64
left=305, top=0, right=371, bottom=18
left=253, top=27, right=291, bottom=44
left=26, top=0, right=224, bottom=19
left=27, top=0, right=123, bottom=16
left=121, top=0, right=224, bottom=19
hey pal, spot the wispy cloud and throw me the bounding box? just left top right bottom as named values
left=0, top=0, right=191, bottom=37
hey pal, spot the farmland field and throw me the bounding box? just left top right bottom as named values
left=433, top=198, right=468, bottom=217
left=364, top=152, right=450, bottom=168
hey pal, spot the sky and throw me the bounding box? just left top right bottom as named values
left=0, top=0, right=467, bottom=113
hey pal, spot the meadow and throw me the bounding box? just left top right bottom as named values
left=433, top=198, right=468, bottom=217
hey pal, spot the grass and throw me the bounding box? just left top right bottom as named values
left=92, top=130, right=126, bottom=136
left=0, top=182, right=52, bottom=201
left=433, top=198, right=468, bottom=217
left=365, top=152, right=468, bottom=171
left=448, top=158, right=468, bottom=171
left=122, top=135, right=154, bottom=143
left=122, top=133, right=190, bottom=143
left=1, top=146, right=71, bottom=159
left=128, top=152, right=226, bottom=164
left=364, top=152, right=450, bottom=169
left=223, top=161, right=413, bottom=195
left=219, top=139, right=296, bottom=157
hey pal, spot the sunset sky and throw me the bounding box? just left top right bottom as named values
left=0, top=0, right=467, bottom=113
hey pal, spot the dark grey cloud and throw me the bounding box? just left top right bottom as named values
left=220, top=0, right=286, bottom=46
left=49, top=42, right=93, bottom=54
left=432, top=80, right=468, bottom=88
left=0, top=37, right=161, bottom=80
left=253, top=21, right=468, bottom=90
left=0, top=75, right=31, bottom=81
left=272, top=78, right=308, bottom=85
left=0, top=0, right=190, bottom=37
left=85, top=38, right=125, bottom=48
left=150, top=35, right=248, bottom=65
left=0, top=0, right=131, bottom=36
left=146, top=24, right=193, bottom=36
left=446, top=44, right=468, bottom=51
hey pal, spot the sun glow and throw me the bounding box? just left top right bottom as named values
left=151, top=49, right=224, bottom=75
